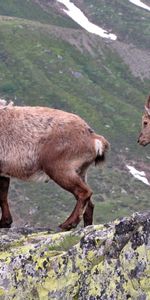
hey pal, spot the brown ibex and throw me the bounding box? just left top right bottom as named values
left=0, top=100, right=109, bottom=231
left=138, top=95, right=150, bottom=146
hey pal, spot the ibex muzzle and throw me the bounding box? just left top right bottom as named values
left=138, top=95, right=150, bottom=146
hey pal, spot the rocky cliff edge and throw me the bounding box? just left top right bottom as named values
left=0, top=212, right=150, bottom=300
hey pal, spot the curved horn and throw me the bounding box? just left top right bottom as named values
left=145, top=95, right=150, bottom=107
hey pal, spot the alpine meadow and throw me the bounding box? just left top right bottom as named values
left=0, top=0, right=150, bottom=229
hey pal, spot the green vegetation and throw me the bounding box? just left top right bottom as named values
left=84, top=0, right=150, bottom=50
left=0, top=18, right=147, bottom=147
left=0, top=0, right=78, bottom=27
left=48, top=235, right=80, bottom=252
left=0, top=0, right=150, bottom=229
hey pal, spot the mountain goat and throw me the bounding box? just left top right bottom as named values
left=138, top=95, right=150, bottom=146
left=0, top=100, right=109, bottom=230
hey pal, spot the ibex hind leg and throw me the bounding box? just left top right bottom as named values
left=45, top=165, right=92, bottom=231
left=59, top=176, right=93, bottom=231
left=83, top=200, right=94, bottom=227
left=0, top=176, right=13, bottom=228
left=80, top=171, right=94, bottom=227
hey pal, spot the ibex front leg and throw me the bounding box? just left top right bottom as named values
left=0, top=176, right=12, bottom=228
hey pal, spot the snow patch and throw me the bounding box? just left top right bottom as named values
left=129, top=0, right=150, bottom=11
left=57, top=0, right=117, bottom=40
left=126, top=165, right=150, bottom=186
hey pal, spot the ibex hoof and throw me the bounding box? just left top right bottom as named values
left=58, top=222, right=78, bottom=231
left=0, top=217, right=13, bottom=228
left=56, top=226, right=64, bottom=232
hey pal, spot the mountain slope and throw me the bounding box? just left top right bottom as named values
left=0, top=0, right=150, bottom=229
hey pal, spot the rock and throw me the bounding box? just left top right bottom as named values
left=0, top=212, right=150, bottom=299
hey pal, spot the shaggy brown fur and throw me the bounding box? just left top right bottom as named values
left=0, top=103, right=109, bottom=230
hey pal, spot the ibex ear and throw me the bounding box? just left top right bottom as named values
left=146, top=95, right=150, bottom=109
left=145, top=95, right=150, bottom=115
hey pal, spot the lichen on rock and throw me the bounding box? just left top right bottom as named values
left=0, top=212, right=149, bottom=299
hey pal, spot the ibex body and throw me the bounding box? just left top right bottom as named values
left=138, top=95, right=150, bottom=146
left=0, top=102, right=109, bottom=230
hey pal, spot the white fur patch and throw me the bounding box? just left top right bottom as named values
left=28, top=171, right=50, bottom=183
left=95, top=139, right=103, bottom=156
left=0, top=171, right=50, bottom=183
left=0, top=99, right=14, bottom=108
left=0, top=173, right=10, bottom=178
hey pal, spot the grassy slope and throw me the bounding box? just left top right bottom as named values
left=0, top=0, right=78, bottom=27
left=84, top=0, right=150, bottom=50
left=0, top=18, right=147, bottom=148
left=0, top=0, right=150, bottom=229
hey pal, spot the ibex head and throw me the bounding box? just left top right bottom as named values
left=138, top=95, right=150, bottom=146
